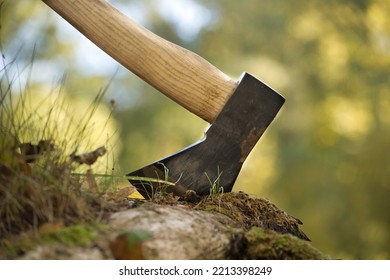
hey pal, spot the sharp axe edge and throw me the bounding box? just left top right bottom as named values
left=128, top=73, right=285, bottom=199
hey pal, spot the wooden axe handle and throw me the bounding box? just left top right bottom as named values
left=42, top=0, right=236, bottom=123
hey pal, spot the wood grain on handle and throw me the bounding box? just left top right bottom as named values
left=42, top=0, right=237, bottom=123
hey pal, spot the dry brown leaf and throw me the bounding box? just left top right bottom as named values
left=110, top=231, right=151, bottom=260
left=114, top=186, right=135, bottom=201
left=70, top=146, right=106, bottom=165
left=18, top=140, right=56, bottom=163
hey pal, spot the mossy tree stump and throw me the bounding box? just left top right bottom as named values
left=6, top=192, right=328, bottom=260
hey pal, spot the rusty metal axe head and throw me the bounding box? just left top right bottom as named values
left=128, top=72, right=284, bottom=198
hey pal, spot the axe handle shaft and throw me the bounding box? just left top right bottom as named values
left=42, top=0, right=236, bottom=123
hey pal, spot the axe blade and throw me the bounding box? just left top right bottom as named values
left=128, top=72, right=285, bottom=199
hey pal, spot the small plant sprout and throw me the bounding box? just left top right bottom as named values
left=149, top=163, right=174, bottom=201
left=205, top=166, right=224, bottom=197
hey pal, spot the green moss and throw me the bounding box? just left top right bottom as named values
left=0, top=223, right=105, bottom=259
left=199, top=204, right=230, bottom=217
left=40, top=224, right=102, bottom=246
left=197, top=192, right=310, bottom=241
left=245, top=227, right=329, bottom=260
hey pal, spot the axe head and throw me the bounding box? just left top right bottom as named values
left=128, top=72, right=285, bottom=199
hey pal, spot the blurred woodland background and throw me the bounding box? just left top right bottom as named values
left=1, top=0, right=389, bottom=259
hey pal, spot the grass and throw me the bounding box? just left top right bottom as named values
left=0, top=48, right=122, bottom=244
left=0, top=47, right=177, bottom=257
left=204, top=166, right=224, bottom=196
left=204, top=165, right=224, bottom=211
left=147, top=163, right=177, bottom=201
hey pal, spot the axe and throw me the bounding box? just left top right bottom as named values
left=42, top=0, right=285, bottom=198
